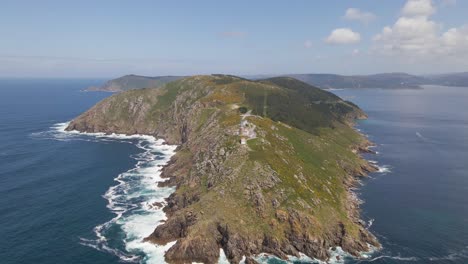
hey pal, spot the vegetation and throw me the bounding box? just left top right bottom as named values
left=238, top=106, right=248, bottom=114
left=85, top=74, right=184, bottom=92
left=68, top=74, right=378, bottom=263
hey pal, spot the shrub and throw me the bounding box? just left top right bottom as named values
left=238, top=106, right=248, bottom=114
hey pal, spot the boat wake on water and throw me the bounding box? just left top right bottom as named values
left=41, top=122, right=178, bottom=263
left=355, top=245, right=468, bottom=263
left=415, top=131, right=440, bottom=144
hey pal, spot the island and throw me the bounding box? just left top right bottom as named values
left=67, top=75, right=380, bottom=263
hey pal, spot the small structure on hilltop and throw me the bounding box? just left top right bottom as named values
left=239, top=111, right=256, bottom=145
left=240, top=137, right=247, bottom=145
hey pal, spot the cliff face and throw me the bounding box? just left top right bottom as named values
left=67, top=75, right=379, bottom=263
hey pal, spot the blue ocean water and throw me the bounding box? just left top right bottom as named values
left=0, top=80, right=467, bottom=264
left=0, top=79, right=180, bottom=264
left=334, top=86, right=468, bottom=264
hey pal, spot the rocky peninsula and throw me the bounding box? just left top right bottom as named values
left=67, top=75, right=380, bottom=263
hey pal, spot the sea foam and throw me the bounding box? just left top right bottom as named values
left=53, top=122, right=178, bottom=263
left=51, top=122, right=389, bottom=264
left=376, top=165, right=391, bottom=174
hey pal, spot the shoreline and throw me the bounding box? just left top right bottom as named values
left=55, top=122, right=179, bottom=263
left=62, top=74, right=384, bottom=263
left=150, top=123, right=382, bottom=263
left=60, top=119, right=383, bottom=264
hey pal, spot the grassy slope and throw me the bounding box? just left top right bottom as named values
left=157, top=76, right=372, bottom=254
left=86, top=75, right=184, bottom=92
left=68, top=75, right=377, bottom=262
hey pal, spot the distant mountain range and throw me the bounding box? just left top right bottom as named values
left=286, top=73, right=425, bottom=89
left=424, top=72, right=468, bottom=87
left=86, top=72, right=468, bottom=92
left=287, top=72, right=468, bottom=89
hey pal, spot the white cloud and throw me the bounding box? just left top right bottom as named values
left=440, top=26, right=468, bottom=55
left=344, top=8, right=376, bottom=24
left=325, top=28, right=361, bottom=44
left=402, top=0, right=436, bottom=17
left=373, top=0, right=468, bottom=59
left=373, top=16, right=440, bottom=56
left=304, top=40, right=313, bottom=48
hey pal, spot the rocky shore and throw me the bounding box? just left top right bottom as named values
left=67, top=75, right=380, bottom=263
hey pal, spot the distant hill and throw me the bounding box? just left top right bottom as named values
left=286, top=73, right=426, bottom=89
left=85, top=75, right=184, bottom=92
left=285, top=72, right=468, bottom=89
left=425, top=72, right=468, bottom=87
left=87, top=72, right=468, bottom=92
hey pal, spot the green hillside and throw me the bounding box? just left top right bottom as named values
left=67, top=75, right=379, bottom=263
left=85, top=74, right=184, bottom=92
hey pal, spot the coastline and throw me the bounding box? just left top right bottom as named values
left=55, top=122, right=179, bottom=263
left=61, top=124, right=382, bottom=263
left=11, top=79, right=467, bottom=264
left=62, top=75, right=383, bottom=263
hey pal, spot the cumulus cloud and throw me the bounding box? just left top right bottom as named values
left=373, top=0, right=468, bottom=59
left=440, top=26, right=468, bottom=54
left=325, top=28, right=361, bottom=44
left=402, top=0, right=436, bottom=16
left=344, top=8, right=376, bottom=24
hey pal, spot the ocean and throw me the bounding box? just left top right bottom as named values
left=0, top=80, right=467, bottom=264
left=333, top=86, right=468, bottom=264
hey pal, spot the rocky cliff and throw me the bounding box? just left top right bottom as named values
left=67, top=75, right=379, bottom=263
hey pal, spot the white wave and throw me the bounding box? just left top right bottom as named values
left=49, top=122, right=391, bottom=264
left=218, top=249, right=231, bottom=264
left=50, top=121, right=178, bottom=263
left=367, top=159, right=391, bottom=174
left=359, top=245, right=468, bottom=263
left=328, top=247, right=352, bottom=263
left=415, top=131, right=439, bottom=144
left=253, top=247, right=353, bottom=264
left=358, top=243, right=381, bottom=260
left=377, top=165, right=391, bottom=174
left=358, top=255, right=419, bottom=262
left=415, top=132, right=425, bottom=141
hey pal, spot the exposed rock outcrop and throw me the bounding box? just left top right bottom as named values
left=67, top=75, right=380, bottom=263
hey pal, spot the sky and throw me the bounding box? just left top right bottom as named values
left=1, top=0, right=467, bottom=78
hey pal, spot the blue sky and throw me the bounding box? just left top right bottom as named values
left=1, top=0, right=467, bottom=77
